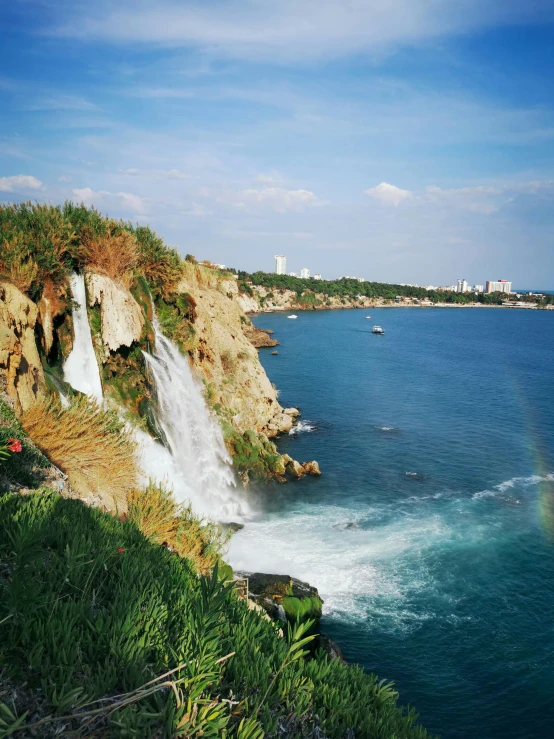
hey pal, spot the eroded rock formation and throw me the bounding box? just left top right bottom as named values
left=0, top=282, right=45, bottom=414
left=86, top=272, right=145, bottom=355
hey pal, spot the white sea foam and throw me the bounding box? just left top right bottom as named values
left=289, top=420, right=316, bottom=435
left=472, top=473, right=554, bottom=499
left=227, top=502, right=458, bottom=629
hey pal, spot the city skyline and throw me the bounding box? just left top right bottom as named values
left=1, top=2, right=553, bottom=286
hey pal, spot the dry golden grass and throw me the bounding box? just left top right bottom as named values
left=21, top=395, right=138, bottom=512
left=82, top=225, right=138, bottom=286
left=127, top=482, right=226, bottom=573
left=0, top=236, right=39, bottom=294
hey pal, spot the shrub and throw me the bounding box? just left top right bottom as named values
left=131, top=225, right=184, bottom=298
left=82, top=223, right=138, bottom=286
left=127, top=481, right=226, bottom=573
left=20, top=395, right=138, bottom=511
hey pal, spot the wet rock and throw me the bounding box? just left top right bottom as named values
left=238, top=572, right=323, bottom=626
left=314, top=634, right=347, bottom=663
left=221, top=521, right=244, bottom=534
left=301, top=460, right=321, bottom=476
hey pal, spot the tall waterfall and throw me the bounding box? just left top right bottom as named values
left=63, top=273, right=103, bottom=402
left=141, top=318, right=247, bottom=521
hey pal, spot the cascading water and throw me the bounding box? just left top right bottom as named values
left=140, top=317, right=248, bottom=521
left=63, top=272, right=103, bottom=402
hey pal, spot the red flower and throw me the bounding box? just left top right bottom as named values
left=117, top=547, right=125, bottom=554
left=7, top=439, right=22, bottom=453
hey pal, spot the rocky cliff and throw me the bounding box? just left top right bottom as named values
left=237, top=283, right=377, bottom=313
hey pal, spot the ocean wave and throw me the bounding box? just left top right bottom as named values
left=289, top=420, right=317, bottom=435
left=378, top=425, right=401, bottom=433
left=473, top=473, right=554, bottom=499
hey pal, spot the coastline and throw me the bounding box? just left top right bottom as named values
left=248, top=302, right=553, bottom=314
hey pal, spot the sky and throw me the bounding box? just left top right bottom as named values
left=1, top=1, right=553, bottom=286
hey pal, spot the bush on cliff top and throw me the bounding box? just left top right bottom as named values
left=0, top=491, right=435, bottom=738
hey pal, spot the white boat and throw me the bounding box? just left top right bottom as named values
left=372, top=325, right=385, bottom=334
left=365, top=315, right=371, bottom=319
left=287, top=314, right=298, bottom=319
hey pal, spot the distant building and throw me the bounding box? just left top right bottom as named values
left=313, top=273, right=322, bottom=280
left=288, top=271, right=298, bottom=277
left=486, top=279, right=512, bottom=294
left=474, top=284, right=484, bottom=293
left=356, top=277, right=365, bottom=283
left=274, top=255, right=287, bottom=275
left=300, top=268, right=311, bottom=279
left=457, top=279, right=469, bottom=293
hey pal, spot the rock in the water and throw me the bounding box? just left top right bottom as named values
left=283, top=407, right=300, bottom=417
left=314, top=634, right=347, bottom=663
left=238, top=572, right=324, bottom=626
left=301, top=460, right=321, bottom=476
left=243, top=324, right=279, bottom=348
left=271, top=351, right=278, bottom=355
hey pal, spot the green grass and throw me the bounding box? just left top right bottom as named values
left=0, top=492, right=435, bottom=738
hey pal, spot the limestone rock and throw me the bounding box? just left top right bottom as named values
left=243, top=324, right=279, bottom=348
left=301, top=460, right=321, bottom=476
left=236, top=293, right=260, bottom=314
left=0, top=282, right=45, bottom=414
left=286, top=458, right=305, bottom=478
left=283, top=407, right=300, bottom=417
left=86, top=273, right=145, bottom=355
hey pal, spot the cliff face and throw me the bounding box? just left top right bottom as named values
left=238, top=284, right=375, bottom=313
left=176, top=266, right=294, bottom=437
left=0, top=282, right=45, bottom=414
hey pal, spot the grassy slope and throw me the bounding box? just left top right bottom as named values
left=0, top=492, right=434, bottom=739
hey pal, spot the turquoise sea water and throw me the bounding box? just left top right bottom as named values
left=228, top=307, right=554, bottom=739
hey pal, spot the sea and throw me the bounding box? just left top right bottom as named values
left=228, top=306, right=554, bottom=739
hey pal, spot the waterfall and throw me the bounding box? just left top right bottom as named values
left=63, top=273, right=103, bottom=402
left=140, top=317, right=247, bottom=522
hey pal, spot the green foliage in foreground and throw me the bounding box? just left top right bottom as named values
left=0, top=492, right=435, bottom=738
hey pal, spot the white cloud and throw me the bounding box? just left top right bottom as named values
left=51, top=0, right=554, bottom=62
left=24, top=95, right=98, bottom=112
left=116, top=191, right=148, bottom=213
left=118, top=168, right=188, bottom=180
left=72, top=187, right=110, bottom=205
left=72, top=187, right=147, bottom=214
left=0, top=174, right=42, bottom=192
left=239, top=187, right=318, bottom=212
left=365, top=182, right=413, bottom=207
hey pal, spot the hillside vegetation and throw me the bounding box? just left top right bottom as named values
left=237, top=271, right=553, bottom=306
left=0, top=491, right=434, bottom=739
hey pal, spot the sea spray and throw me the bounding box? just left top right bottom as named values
left=141, top=317, right=248, bottom=521
left=63, top=272, right=103, bottom=402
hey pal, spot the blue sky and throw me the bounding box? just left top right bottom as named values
left=1, top=1, right=553, bottom=286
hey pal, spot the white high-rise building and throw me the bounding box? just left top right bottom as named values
left=313, top=273, right=322, bottom=280
left=486, top=279, right=512, bottom=294
left=300, top=268, right=311, bottom=279
left=474, top=284, right=484, bottom=293
left=288, top=271, right=298, bottom=277
left=274, top=255, right=286, bottom=274
left=457, top=279, right=469, bottom=293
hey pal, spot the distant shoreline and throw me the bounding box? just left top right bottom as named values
left=251, top=302, right=553, bottom=314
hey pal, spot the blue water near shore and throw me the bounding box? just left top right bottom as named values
left=228, top=307, right=554, bottom=739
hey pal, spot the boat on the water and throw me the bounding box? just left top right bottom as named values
left=372, top=325, right=385, bottom=334
left=287, top=314, right=298, bottom=319
left=365, top=315, right=371, bottom=319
